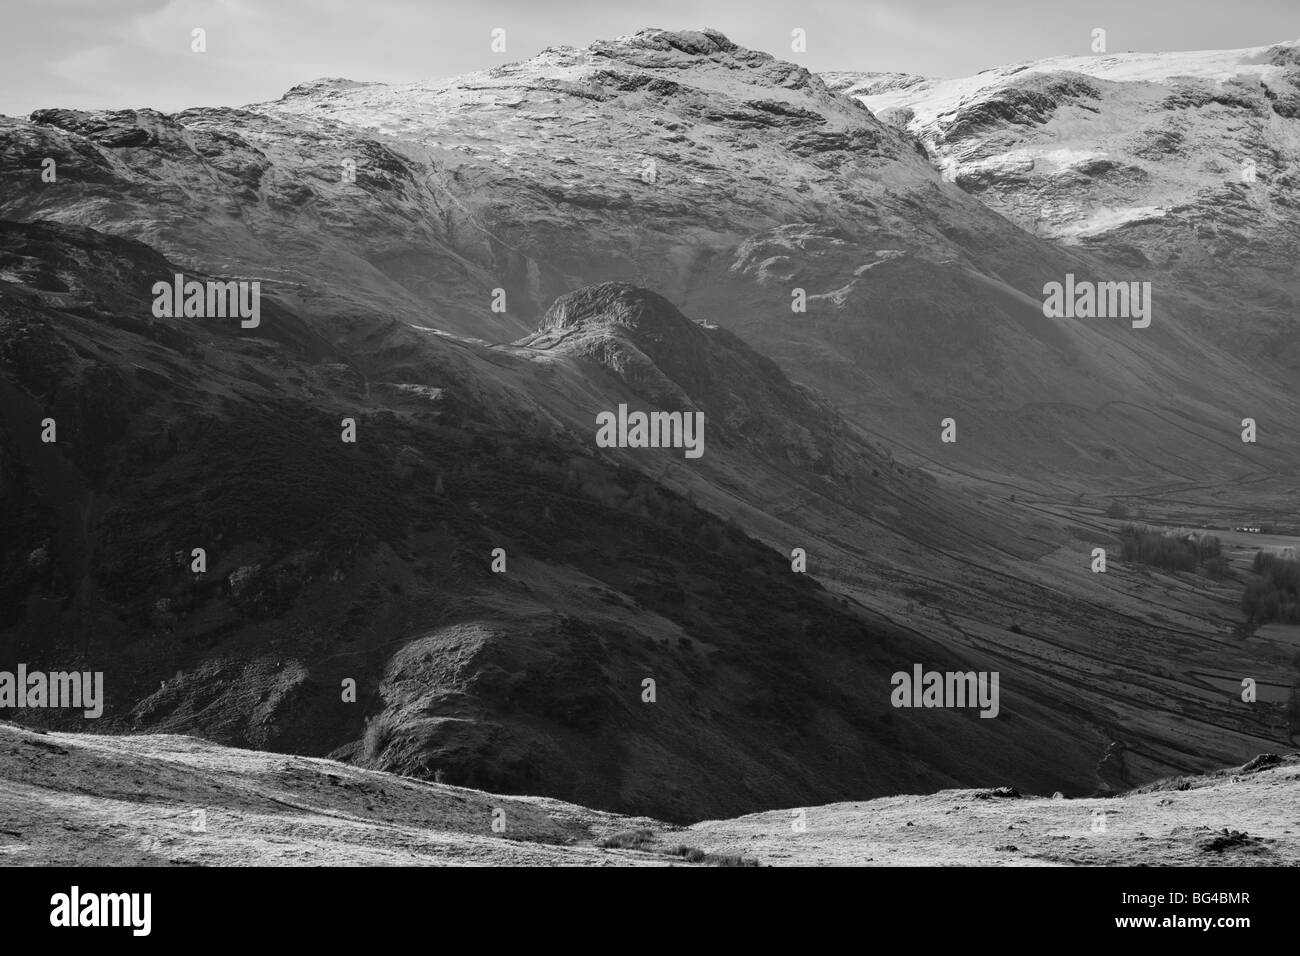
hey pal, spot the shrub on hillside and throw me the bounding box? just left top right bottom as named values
left=1118, top=525, right=1220, bottom=573
left=1243, top=552, right=1300, bottom=625
left=1203, top=555, right=1231, bottom=580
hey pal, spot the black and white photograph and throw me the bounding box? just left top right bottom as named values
left=0, top=0, right=1296, bottom=938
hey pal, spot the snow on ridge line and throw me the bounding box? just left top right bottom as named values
left=852, top=39, right=1300, bottom=125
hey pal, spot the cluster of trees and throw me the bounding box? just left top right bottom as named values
left=1242, top=552, right=1300, bottom=625
left=1118, top=524, right=1223, bottom=575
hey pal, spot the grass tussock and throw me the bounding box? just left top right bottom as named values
left=601, top=832, right=761, bottom=865
left=597, top=828, right=655, bottom=849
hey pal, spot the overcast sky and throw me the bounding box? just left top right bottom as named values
left=2, top=0, right=1296, bottom=116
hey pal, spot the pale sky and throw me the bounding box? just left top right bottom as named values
left=1, top=0, right=1296, bottom=116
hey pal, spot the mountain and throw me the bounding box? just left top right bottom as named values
left=8, top=28, right=1298, bottom=486
left=1, top=29, right=1298, bottom=822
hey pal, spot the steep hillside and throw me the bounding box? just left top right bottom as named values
left=1, top=220, right=1122, bottom=821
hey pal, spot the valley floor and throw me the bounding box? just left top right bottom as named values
left=1, top=722, right=1296, bottom=866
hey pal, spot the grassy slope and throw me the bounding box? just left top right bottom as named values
left=3, top=722, right=1295, bottom=866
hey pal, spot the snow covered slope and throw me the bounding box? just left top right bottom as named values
left=848, top=40, right=1300, bottom=256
